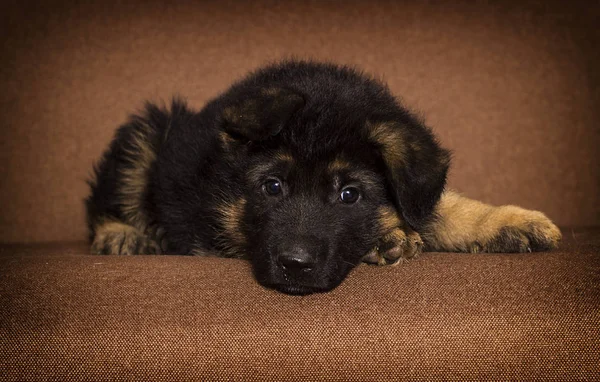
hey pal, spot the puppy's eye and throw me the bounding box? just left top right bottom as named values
left=263, top=179, right=282, bottom=196
left=340, top=187, right=360, bottom=204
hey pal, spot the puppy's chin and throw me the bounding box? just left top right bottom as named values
left=252, top=259, right=354, bottom=295
left=267, top=284, right=329, bottom=296
left=256, top=273, right=342, bottom=295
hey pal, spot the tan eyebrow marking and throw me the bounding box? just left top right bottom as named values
left=273, top=151, right=293, bottom=163
left=246, top=151, right=294, bottom=185
left=328, top=157, right=352, bottom=172
left=328, top=156, right=383, bottom=190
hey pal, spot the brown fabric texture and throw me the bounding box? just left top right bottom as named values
left=1, top=0, right=599, bottom=244
left=1, top=228, right=599, bottom=381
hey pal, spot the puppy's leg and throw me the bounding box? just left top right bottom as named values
left=91, top=218, right=162, bottom=255
left=422, top=191, right=561, bottom=253
left=363, top=206, right=424, bottom=265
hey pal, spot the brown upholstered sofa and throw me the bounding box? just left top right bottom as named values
left=2, top=1, right=598, bottom=380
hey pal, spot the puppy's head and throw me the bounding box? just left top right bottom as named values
left=238, top=149, right=389, bottom=295
left=217, top=63, right=450, bottom=294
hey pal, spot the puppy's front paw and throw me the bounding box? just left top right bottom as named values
left=91, top=221, right=161, bottom=255
left=472, top=207, right=561, bottom=253
left=363, top=227, right=423, bottom=266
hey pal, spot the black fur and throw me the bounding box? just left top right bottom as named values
left=87, top=60, right=451, bottom=294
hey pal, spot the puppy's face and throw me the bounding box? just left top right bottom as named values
left=242, top=151, right=387, bottom=295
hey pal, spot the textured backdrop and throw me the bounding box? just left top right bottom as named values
left=1, top=0, right=599, bottom=243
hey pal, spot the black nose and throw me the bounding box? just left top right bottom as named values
left=277, top=246, right=317, bottom=271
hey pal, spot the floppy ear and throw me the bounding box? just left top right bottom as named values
left=221, top=88, right=305, bottom=141
left=369, top=121, right=451, bottom=230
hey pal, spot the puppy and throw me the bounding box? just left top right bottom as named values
left=86, top=60, right=561, bottom=295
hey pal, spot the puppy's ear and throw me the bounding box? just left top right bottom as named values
left=222, top=88, right=304, bottom=141
left=369, top=121, right=451, bottom=230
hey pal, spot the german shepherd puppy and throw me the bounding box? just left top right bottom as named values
left=87, top=60, right=561, bottom=295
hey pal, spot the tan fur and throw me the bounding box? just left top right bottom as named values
left=367, top=121, right=406, bottom=170
left=423, top=191, right=562, bottom=252
left=118, top=122, right=157, bottom=231
left=378, top=205, right=402, bottom=232
left=261, top=87, right=283, bottom=97
left=214, top=198, right=248, bottom=257
left=327, top=157, right=382, bottom=190
left=91, top=219, right=161, bottom=255
left=328, top=158, right=352, bottom=172
left=247, top=162, right=276, bottom=184
left=273, top=151, right=293, bottom=163
left=362, top=205, right=423, bottom=265
left=219, top=131, right=236, bottom=150
left=246, top=151, right=293, bottom=186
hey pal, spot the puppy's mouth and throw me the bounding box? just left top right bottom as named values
left=267, top=283, right=329, bottom=296
left=255, top=265, right=340, bottom=295
left=261, top=266, right=348, bottom=295
left=263, top=268, right=333, bottom=295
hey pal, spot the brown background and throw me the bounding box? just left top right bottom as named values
left=1, top=0, right=599, bottom=244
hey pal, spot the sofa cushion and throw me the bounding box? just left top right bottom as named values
left=1, top=228, right=599, bottom=380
